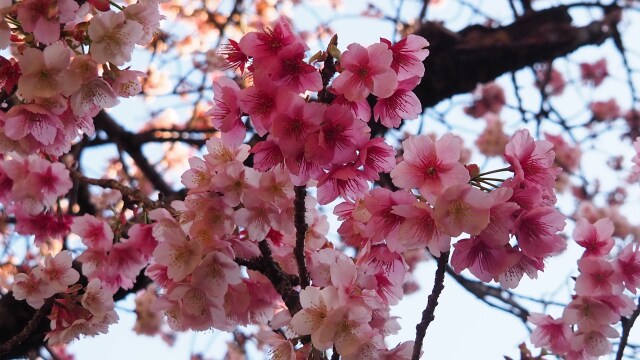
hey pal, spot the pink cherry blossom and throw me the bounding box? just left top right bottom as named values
left=81, top=279, right=115, bottom=318
left=109, top=70, right=146, bottom=98
left=544, top=133, right=581, bottom=172
left=464, top=82, right=506, bottom=118
left=580, top=59, right=608, bottom=87
left=191, top=252, right=241, bottom=299
left=574, top=257, right=624, bottom=296
left=305, top=104, right=369, bottom=166
left=69, top=77, right=120, bottom=117
left=262, top=43, right=322, bottom=93
left=42, top=250, right=80, bottom=293
left=14, top=209, right=72, bottom=245
left=475, top=114, right=509, bottom=157
left=513, top=207, right=566, bottom=259
left=505, top=129, right=559, bottom=191
left=88, top=10, right=144, bottom=66
left=152, top=228, right=202, bottom=281
left=590, top=99, right=620, bottom=122
left=16, top=0, right=79, bottom=45
left=614, top=243, right=640, bottom=293
left=0, top=56, right=21, bottom=93
left=23, top=156, right=72, bottom=206
left=392, top=201, right=450, bottom=255
left=332, top=42, right=398, bottom=101
left=219, top=39, right=249, bottom=74
left=12, top=268, right=56, bottom=308
left=122, top=0, right=163, bottom=46
left=316, top=163, right=369, bottom=205
left=357, top=245, right=406, bottom=306
left=203, top=136, right=250, bottom=171
left=390, top=134, right=469, bottom=203
left=206, top=77, right=245, bottom=147
left=271, top=93, right=324, bottom=157
left=250, top=139, right=285, bottom=172
left=380, top=35, right=429, bottom=81
left=357, top=138, right=396, bottom=181
left=570, top=326, right=618, bottom=357
left=477, top=187, right=519, bottom=247
left=451, top=235, right=508, bottom=282
left=16, top=43, right=79, bottom=100
left=234, top=194, right=280, bottom=241
left=3, top=104, right=63, bottom=147
left=239, top=18, right=307, bottom=60
left=433, top=183, right=492, bottom=237
left=373, top=77, right=422, bottom=128
left=535, top=67, right=565, bottom=96
left=529, top=313, right=572, bottom=354
left=573, top=217, right=614, bottom=257
left=238, top=72, right=281, bottom=136
left=563, top=296, right=619, bottom=331
left=362, top=188, right=414, bottom=244
left=71, top=214, right=114, bottom=251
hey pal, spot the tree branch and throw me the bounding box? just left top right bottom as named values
left=445, top=265, right=530, bottom=325
left=412, top=252, right=449, bottom=360
left=616, top=298, right=640, bottom=360
left=293, top=186, right=310, bottom=289
left=93, top=111, right=176, bottom=197
left=413, top=4, right=619, bottom=108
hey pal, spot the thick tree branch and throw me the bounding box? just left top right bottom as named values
left=93, top=111, right=175, bottom=197
left=413, top=5, right=620, bottom=108
left=0, top=296, right=53, bottom=359
left=293, top=186, right=310, bottom=288
left=236, top=241, right=302, bottom=315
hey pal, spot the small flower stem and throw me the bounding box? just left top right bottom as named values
left=476, top=179, right=499, bottom=188
left=294, top=186, right=311, bottom=288
left=412, top=252, right=450, bottom=360
left=476, top=177, right=506, bottom=182
left=470, top=181, right=491, bottom=192
left=109, top=0, right=124, bottom=10
left=472, top=166, right=512, bottom=180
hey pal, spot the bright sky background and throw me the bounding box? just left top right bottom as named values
left=66, top=0, right=640, bottom=359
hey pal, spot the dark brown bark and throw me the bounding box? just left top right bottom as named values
left=414, top=5, right=620, bottom=108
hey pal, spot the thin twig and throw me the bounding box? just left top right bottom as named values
left=412, top=251, right=450, bottom=360
left=616, top=298, right=640, bottom=360
left=69, top=169, right=166, bottom=211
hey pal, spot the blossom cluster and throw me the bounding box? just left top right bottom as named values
left=0, top=0, right=162, bottom=156
left=530, top=217, right=640, bottom=359
left=2, top=14, right=580, bottom=359
left=73, top=215, right=157, bottom=293
left=131, top=19, right=569, bottom=357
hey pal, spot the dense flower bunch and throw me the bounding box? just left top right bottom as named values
left=530, top=217, right=640, bottom=359
left=1, top=14, right=583, bottom=358
left=0, top=0, right=162, bottom=156
left=0, top=0, right=161, bottom=346
left=135, top=19, right=566, bottom=357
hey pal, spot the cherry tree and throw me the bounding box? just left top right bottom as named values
left=1, top=0, right=640, bottom=359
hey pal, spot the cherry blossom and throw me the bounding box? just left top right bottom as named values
left=390, top=134, right=469, bottom=203
left=88, top=11, right=144, bottom=66
left=332, top=42, right=398, bottom=101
